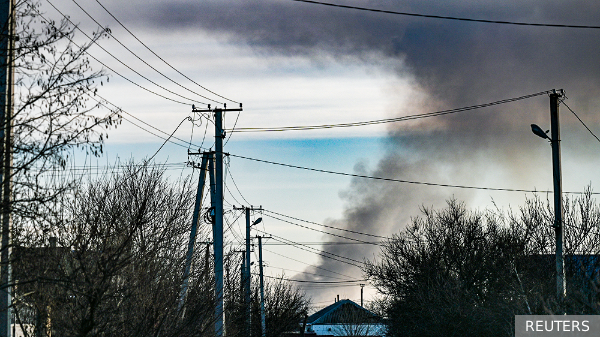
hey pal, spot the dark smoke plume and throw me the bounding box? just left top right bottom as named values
left=134, top=0, right=600, bottom=302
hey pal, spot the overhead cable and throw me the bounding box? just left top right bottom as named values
left=255, top=228, right=363, bottom=267
left=71, top=0, right=222, bottom=104
left=224, top=161, right=252, bottom=205
left=264, top=213, right=381, bottom=245
left=264, top=209, right=387, bottom=239
left=255, top=273, right=367, bottom=284
left=90, top=93, right=199, bottom=149
left=228, top=91, right=551, bottom=132
left=41, top=2, right=196, bottom=105
left=263, top=265, right=352, bottom=281
left=146, top=116, right=192, bottom=163
left=264, top=242, right=382, bottom=245
left=94, top=0, right=240, bottom=104
left=229, top=153, right=599, bottom=195
left=291, top=0, right=600, bottom=29
left=263, top=247, right=356, bottom=279
left=561, top=101, right=600, bottom=144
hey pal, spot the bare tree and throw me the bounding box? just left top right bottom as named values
left=12, top=163, right=216, bottom=337
left=365, top=192, right=600, bottom=337
left=223, top=256, right=309, bottom=337
left=257, top=276, right=309, bottom=337
left=1, top=1, right=121, bottom=333
left=9, top=0, right=120, bottom=225
left=330, top=301, right=383, bottom=337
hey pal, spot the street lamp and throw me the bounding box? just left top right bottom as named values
left=531, top=89, right=566, bottom=303
left=530, top=124, right=549, bottom=140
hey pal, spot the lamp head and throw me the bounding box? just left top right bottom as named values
left=252, top=218, right=263, bottom=226
left=531, top=124, right=550, bottom=140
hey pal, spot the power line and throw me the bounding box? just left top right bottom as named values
left=224, top=209, right=245, bottom=245
left=87, top=91, right=220, bottom=157
left=264, top=209, right=387, bottom=239
left=146, top=116, right=192, bottom=163
left=223, top=170, right=246, bottom=208
left=264, top=242, right=382, bottom=246
left=265, top=264, right=353, bottom=281
left=224, top=160, right=252, bottom=205
left=264, top=213, right=380, bottom=245
left=263, top=247, right=355, bottom=279
left=224, top=111, right=241, bottom=145
left=120, top=115, right=190, bottom=149
left=30, top=162, right=190, bottom=173
left=40, top=2, right=194, bottom=106
left=298, top=283, right=363, bottom=290
left=70, top=0, right=222, bottom=105
left=228, top=91, right=550, bottom=132
left=291, top=0, right=600, bottom=29
left=93, top=0, right=239, bottom=104
left=560, top=101, right=600, bottom=144
left=89, top=93, right=200, bottom=149
left=256, top=273, right=367, bottom=284
left=47, top=0, right=206, bottom=105
left=229, top=153, right=598, bottom=195
left=255, top=228, right=363, bottom=267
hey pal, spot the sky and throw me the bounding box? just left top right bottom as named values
left=40, top=0, right=600, bottom=311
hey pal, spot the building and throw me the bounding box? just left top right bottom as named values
left=304, top=299, right=386, bottom=337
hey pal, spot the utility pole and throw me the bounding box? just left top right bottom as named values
left=178, top=152, right=210, bottom=313
left=232, top=249, right=248, bottom=292
left=0, top=1, right=14, bottom=336
left=531, top=89, right=566, bottom=303
left=245, top=208, right=251, bottom=337
left=257, top=236, right=268, bottom=337
left=550, top=90, right=566, bottom=301
left=234, top=205, right=262, bottom=337
left=360, top=284, right=365, bottom=307
left=241, top=251, right=246, bottom=293
left=193, top=104, right=242, bottom=337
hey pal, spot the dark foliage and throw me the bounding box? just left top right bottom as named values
left=13, top=163, right=215, bottom=337
left=365, top=191, right=600, bottom=337
left=9, top=0, right=121, bottom=226
left=224, top=253, right=309, bottom=337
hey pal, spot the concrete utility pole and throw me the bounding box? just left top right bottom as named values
left=192, top=104, right=242, bottom=337
left=550, top=90, right=566, bottom=300
left=531, top=89, right=566, bottom=302
left=0, top=1, right=14, bottom=336
left=234, top=205, right=262, bottom=337
left=245, top=207, right=251, bottom=337
left=257, top=236, right=267, bottom=337
left=178, top=152, right=210, bottom=313
left=241, top=251, right=246, bottom=293
left=214, top=108, right=225, bottom=337
left=360, top=284, right=365, bottom=307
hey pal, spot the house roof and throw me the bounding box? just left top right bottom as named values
left=307, top=299, right=381, bottom=325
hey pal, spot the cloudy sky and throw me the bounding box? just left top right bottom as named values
left=41, top=0, right=600, bottom=310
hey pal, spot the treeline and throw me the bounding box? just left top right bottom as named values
left=364, top=192, right=600, bottom=337
left=11, top=164, right=308, bottom=337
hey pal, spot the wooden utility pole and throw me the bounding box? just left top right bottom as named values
left=0, top=1, right=14, bottom=335
left=193, top=104, right=242, bottom=337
